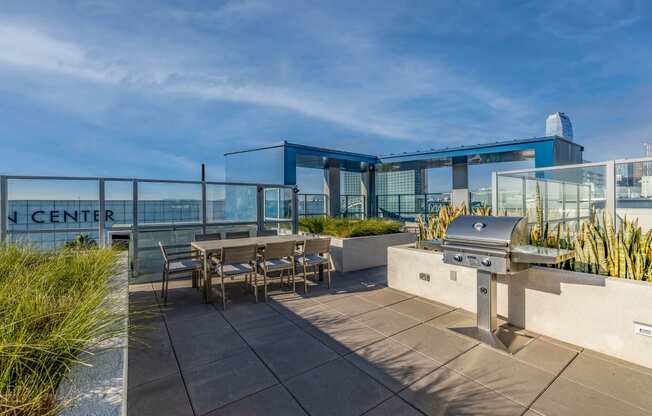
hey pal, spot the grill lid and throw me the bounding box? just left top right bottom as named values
left=444, top=215, right=526, bottom=246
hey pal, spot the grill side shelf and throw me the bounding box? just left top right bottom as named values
left=510, top=245, right=575, bottom=265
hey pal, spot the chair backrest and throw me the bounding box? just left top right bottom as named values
left=225, top=231, right=251, bottom=240
left=220, top=244, right=258, bottom=265
left=194, top=232, right=222, bottom=242
left=262, top=240, right=296, bottom=260
left=257, top=229, right=278, bottom=237
left=158, top=241, right=168, bottom=262
left=302, top=237, right=331, bottom=256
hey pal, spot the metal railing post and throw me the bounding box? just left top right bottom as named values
left=606, top=160, right=617, bottom=226
left=256, top=186, right=265, bottom=233
left=0, top=176, right=7, bottom=243
left=201, top=181, right=207, bottom=235
left=132, top=180, right=139, bottom=275
left=292, top=188, right=299, bottom=234
left=491, top=172, right=498, bottom=214
left=98, top=179, right=106, bottom=247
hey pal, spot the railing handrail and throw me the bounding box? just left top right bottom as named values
left=1, top=174, right=295, bottom=189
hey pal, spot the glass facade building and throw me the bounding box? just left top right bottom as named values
left=546, top=112, right=574, bottom=141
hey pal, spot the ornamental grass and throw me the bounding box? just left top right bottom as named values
left=0, top=244, right=121, bottom=415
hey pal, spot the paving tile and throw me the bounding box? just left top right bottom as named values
left=446, top=345, right=556, bottom=407
left=531, top=377, right=647, bottom=416
left=358, top=287, right=413, bottom=307
left=268, top=293, right=322, bottom=315
left=400, top=366, right=526, bottom=416
left=391, top=324, right=477, bottom=364
left=285, top=302, right=347, bottom=328
left=582, top=348, right=652, bottom=377
left=538, top=335, right=583, bottom=353
left=364, top=397, right=424, bottom=416
left=425, top=309, right=476, bottom=329
left=128, top=323, right=179, bottom=387
left=303, top=315, right=386, bottom=355
left=207, top=384, right=307, bottom=416
left=184, top=349, right=278, bottom=415
left=389, top=298, right=453, bottom=322
left=220, top=302, right=279, bottom=327
left=167, top=309, right=231, bottom=334
left=170, top=323, right=248, bottom=371
left=236, top=314, right=301, bottom=346
left=560, top=352, right=652, bottom=412
left=161, top=301, right=219, bottom=323
left=345, top=338, right=440, bottom=393
left=514, top=337, right=578, bottom=375
left=127, top=373, right=194, bottom=416
left=309, top=287, right=358, bottom=304
left=285, top=358, right=392, bottom=416
left=327, top=295, right=382, bottom=317
left=254, top=330, right=339, bottom=380
left=355, top=307, right=421, bottom=337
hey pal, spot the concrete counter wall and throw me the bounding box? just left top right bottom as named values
left=388, top=245, right=652, bottom=369
left=330, top=232, right=416, bottom=272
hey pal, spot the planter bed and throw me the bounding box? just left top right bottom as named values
left=388, top=244, right=652, bottom=369
left=329, top=232, right=416, bottom=272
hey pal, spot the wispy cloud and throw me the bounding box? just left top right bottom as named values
left=0, top=10, right=528, bottom=143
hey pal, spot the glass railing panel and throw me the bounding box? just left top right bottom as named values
left=298, top=194, right=326, bottom=217
left=206, top=183, right=257, bottom=223
left=496, top=175, right=524, bottom=217
left=137, top=181, right=202, bottom=225
left=616, top=160, right=652, bottom=231
left=497, top=164, right=607, bottom=227
left=264, top=187, right=292, bottom=220
left=6, top=178, right=100, bottom=248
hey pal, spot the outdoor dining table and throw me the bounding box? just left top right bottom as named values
left=191, top=234, right=322, bottom=303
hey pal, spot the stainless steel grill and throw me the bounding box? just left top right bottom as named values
left=441, top=215, right=574, bottom=353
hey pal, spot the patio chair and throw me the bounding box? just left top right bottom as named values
left=257, top=240, right=296, bottom=299
left=192, top=233, right=223, bottom=288
left=257, top=229, right=278, bottom=237
left=295, top=237, right=333, bottom=292
left=225, top=231, right=251, bottom=239
left=194, top=232, right=222, bottom=241
left=213, top=244, right=259, bottom=310
left=158, top=242, right=202, bottom=305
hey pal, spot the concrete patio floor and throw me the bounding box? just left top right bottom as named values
left=127, top=267, right=652, bottom=416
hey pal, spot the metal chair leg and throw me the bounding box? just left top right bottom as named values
left=263, top=269, right=268, bottom=300
left=254, top=272, right=259, bottom=302
left=292, top=263, right=296, bottom=293
left=303, top=264, right=308, bottom=293
left=327, top=263, right=331, bottom=288
left=220, top=269, right=226, bottom=310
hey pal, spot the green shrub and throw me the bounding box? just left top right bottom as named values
left=300, top=217, right=400, bottom=238
left=0, top=244, right=121, bottom=415
left=299, top=216, right=328, bottom=234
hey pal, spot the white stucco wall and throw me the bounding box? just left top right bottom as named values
left=330, top=232, right=416, bottom=272
left=388, top=245, right=652, bottom=369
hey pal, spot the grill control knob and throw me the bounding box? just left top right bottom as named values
left=481, top=258, right=492, bottom=267
left=453, top=254, right=463, bottom=262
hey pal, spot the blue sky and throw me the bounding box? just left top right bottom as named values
left=1, top=0, right=651, bottom=193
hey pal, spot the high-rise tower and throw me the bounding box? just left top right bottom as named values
left=546, top=112, right=574, bottom=141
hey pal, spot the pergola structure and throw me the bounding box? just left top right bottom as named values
left=224, top=136, right=584, bottom=217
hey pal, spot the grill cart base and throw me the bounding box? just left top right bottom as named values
left=451, top=270, right=534, bottom=354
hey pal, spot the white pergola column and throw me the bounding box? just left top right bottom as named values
left=324, top=164, right=341, bottom=217
left=451, top=156, right=470, bottom=209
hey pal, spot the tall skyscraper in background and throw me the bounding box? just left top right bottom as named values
left=546, top=112, right=574, bottom=141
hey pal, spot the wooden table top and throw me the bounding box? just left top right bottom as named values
left=191, top=234, right=320, bottom=254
